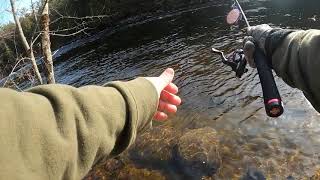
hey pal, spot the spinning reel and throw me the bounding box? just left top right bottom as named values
left=212, top=48, right=248, bottom=78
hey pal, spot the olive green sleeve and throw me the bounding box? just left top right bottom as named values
left=272, top=30, right=320, bottom=112
left=0, top=77, right=158, bottom=180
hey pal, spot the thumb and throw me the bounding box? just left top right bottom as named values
left=246, top=26, right=253, bottom=35
left=244, top=40, right=256, bottom=68
left=159, top=68, right=174, bottom=88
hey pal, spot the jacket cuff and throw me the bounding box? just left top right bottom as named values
left=104, top=78, right=158, bottom=154
left=265, top=29, right=295, bottom=61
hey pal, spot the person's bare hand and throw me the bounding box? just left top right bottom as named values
left=144, top=68, right=181, bottom=121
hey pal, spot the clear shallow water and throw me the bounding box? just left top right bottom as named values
left=51, top=0, right=320, bottom=178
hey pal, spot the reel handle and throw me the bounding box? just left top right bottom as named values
left=254, top=48, right=284, bottom=117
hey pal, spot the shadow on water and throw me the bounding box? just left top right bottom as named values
left=47, top=0, right=320, bottom=179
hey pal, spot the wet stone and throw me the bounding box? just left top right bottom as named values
left=263, top=158, right=278, bottom=175
left=311, top=169, right=320, bottom=180
left=84, top=158, right=125, bottom=180
left=84, top=158, right=166, bottom=180
left=240, top=168, right=266, bottom=180
left=244, top=138, right=274, bottom=157
left=104, top=158, right=125, bottom=173
left=118, top=164, right=166, bottom=180
left=129, top=126, right=181, bottom=164
left=175, top=127, right=220, bottom=178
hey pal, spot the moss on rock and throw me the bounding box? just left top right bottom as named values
left=175, top=127, right=220, bottom=178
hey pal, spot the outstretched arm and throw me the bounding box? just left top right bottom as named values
left=0, top=75, right=172, bottom=179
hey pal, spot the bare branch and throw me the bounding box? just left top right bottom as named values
left=10, top=0, right=43, bottom=84
left=31, top=0, right=39, bottom=23
left=49, top=27, right=88, bottom=37
left=2, top=57, right=31, bottom=87
left=31, top=22, right=91, bottom=40
left=8, top=79, right=23, bottom=91
left=50, top=14, right=112, bottom=25
left=31, top=32, right=42, bottom=45
left=30, top=0, right=41, bottom=43
left=13, top=28, right=18, bottom=56
left=0, top=31, right=15, bottom=39
left=10, top=0, right=30, bottom=51
left=49, top=25, right=91, bottom=33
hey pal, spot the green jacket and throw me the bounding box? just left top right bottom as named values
left=270, top=29, right=320, bottom=112
left=0, top=78, right=158, bottom=180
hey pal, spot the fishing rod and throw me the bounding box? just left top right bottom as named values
left=212, top=0, right=284, bottom=117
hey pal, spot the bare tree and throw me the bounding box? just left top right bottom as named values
left=9, top=0, right=43, bottom=84
left=40, top=0, right=55, bottom=83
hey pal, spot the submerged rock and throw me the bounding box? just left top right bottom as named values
left=175, top=127, right=220, bottom=178
left=84, top=158, right=166, bottom=180
left=311, top=169, right=320, bottom=180
left=84, top=158, right=125, bottom=180
left=240, top=168, right=266, bottom=180
left=85, top=126, right=222, bottom=179
left=129, top=126, right=181, bottom=164
left=118, top=165, right=166, bottom=180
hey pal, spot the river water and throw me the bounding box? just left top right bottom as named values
left=49, top=0, right=320, bottom=179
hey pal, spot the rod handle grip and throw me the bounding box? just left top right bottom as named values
left=254, top=48, right=284, bottom=117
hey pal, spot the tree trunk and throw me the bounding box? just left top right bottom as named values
left=9, top=0, right=43, bottom=84
left=41, top=1, right=55, bottom=84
